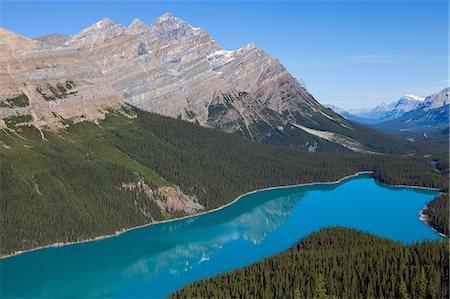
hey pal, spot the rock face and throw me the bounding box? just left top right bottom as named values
left=122, top=180, right=203, bottom=218
left=34, top=34, right=70, bottom=48
left=63, top=13, right=323, bottom=137
left=0, top=27, right=123, bottom=129
left=1, top=13, right=387, bottom=152
left=419, top=87, right=449, bottom=111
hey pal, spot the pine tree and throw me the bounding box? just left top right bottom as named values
left=399, top=280, right=409, bottom=299
left=418, top=267, right=427, bottom=299
left=314, top=273, right=328, bottom=299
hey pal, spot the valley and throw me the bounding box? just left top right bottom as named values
left=1, top=106, right=447, bottom=257
left=329, top=88, right=449, bottom=144
left=0, top=7, right=448, bottom=299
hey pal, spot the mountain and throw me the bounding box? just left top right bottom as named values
left=324, top=105, right=349, bottom=117
left=0, top=27, right=124, bottom=128
left=376, top=95, right=424, bottom=122
left=372, top=88, right=449, bottom=143
left=418, top=87, right=449, bottom=110
left=0, top=13, right=447, bottom=258
left=328, top=95, right=425, bottom=125
left=0, top=14, right=421, bottom=154
left=325, top=105, right=380, bottom=124
left=327, top=90, right=448, bottom=144
left=34, top=34, right=70, bottom=48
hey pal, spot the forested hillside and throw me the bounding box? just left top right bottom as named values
left=0, top=106, right=447, bottom=256
left=423, top=195, right=449, bottom=236
left=171, top=227, right=449, bottom=299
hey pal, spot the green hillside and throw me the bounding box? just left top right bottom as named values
left=171, top=227, right=449, bottom=299
left=423, top=195, right=449, bottom=236
left=0, top=106, right=447, bottom=256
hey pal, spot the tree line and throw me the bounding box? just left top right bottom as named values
left=423, top=195, right=449, bottom=236
left=171, top=227, right=449, bottom=299
left=0, top=107, right=447, bottom=255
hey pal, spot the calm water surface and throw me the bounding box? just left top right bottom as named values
left=0, top=174, right=441, bottom=298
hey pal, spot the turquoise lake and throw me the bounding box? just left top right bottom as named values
left=0, top=174, right=441, bottom=298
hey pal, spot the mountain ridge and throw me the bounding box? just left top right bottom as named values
left=328, top=94, right=425, bottom=123
left=0, top=14, right=422, bottom=154
left=371, top=88, right=449, bottom=143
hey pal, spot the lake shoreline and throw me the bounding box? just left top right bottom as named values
left=0, top=170, right=440, bottom=259
left=419, top=207, right=448, bottom=238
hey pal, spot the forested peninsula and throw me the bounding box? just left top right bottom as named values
left=171, top=227, right=449, bottom=299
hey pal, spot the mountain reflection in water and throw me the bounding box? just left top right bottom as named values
left=124, top=190, right=306, bottom=278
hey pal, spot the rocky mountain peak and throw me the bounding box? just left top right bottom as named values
left=374, top=94, right=424, bottom=121
left=2, top=16, right=359, bottom=152
left=154, top=12, right=181, bottom=23
left=151, top=12, right=189, bottom=29
left=129, top=18, right=146, bottom=28
left=149, top=13, right=204, bottom=42
left=127, top=18, right=147, bottom=35
left=244, top=42, right=257, bottom=50
left=421, top=87, right=449, bottom=110
left=401, top=94, right=424, bottom=102
left=89, top=18, right=115, bottom=30
left=393, top=95, right=423, bottom=109
left=68, top=17, right=125, bottom=46
left=229, top=43, right=264, bottom=59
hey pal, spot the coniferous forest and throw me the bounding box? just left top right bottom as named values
left=171, top=227, right=449, bottom=299
left=0, top=107, right=448, bottom=255
left=423, top=195, right=449, bottom=236
left=0, top=4, right=448, bottom=299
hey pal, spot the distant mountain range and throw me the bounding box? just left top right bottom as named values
left=327, top=94, right=425, bottom=123
left=0, top=13, right=418, bottom=154
left=328, top=88, right=449, bottom=143
left=324, top=105, right=380, bottom=125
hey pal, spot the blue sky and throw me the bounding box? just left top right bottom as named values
left=1, top=0, right=448, bottom=109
